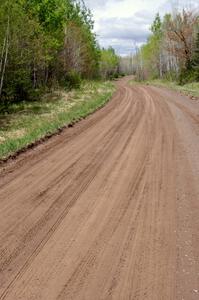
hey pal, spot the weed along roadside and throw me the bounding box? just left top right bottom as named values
left=0, top=81, right=115, bottom=161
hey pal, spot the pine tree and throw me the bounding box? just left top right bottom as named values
left=192, top=31, right=199, bottom=81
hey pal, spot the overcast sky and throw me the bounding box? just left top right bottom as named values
left=84, top=0, right=199, bottom=56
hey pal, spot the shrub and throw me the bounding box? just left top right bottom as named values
left=65, top=71, right=82, bottom=89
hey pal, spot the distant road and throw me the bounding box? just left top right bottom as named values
left=0, top=77, right=199, bottom=299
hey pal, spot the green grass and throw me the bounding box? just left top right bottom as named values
left=129, top=78, right=199, bottom=98
left=0, top=80, right=115, bottom=160
left=146, top=79, right=199, bottom=98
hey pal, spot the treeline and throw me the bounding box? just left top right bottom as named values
left=0, top=0, right=119, bottom=103
left=134, top=9, right=199, bottom=84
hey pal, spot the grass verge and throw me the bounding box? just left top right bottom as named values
left=146, top=79, right=199, bottom=98
left=0, top=80, right=115, bottom=160
left=129, top=79, right=199, bottom=98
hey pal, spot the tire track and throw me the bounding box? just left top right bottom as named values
left=0, top=77, right=199, bottom=300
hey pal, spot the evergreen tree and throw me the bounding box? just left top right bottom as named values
left=192, top=31, right=199, bottom=81
left=151, top=13, right=162, bottom=38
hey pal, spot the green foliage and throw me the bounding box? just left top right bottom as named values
left=135, top=13, right=163, bottom=80
left=99, top=47, right=119, bottom=79
left=151, top=13, right=162, bottom=37
left=0, top=80, right=115, bottom=159
left=0, top=0, right=112, bottom=102
left=178, top=28, right=199, bottom=84
left=65, top=70, right=82, bottom=89
left=192, top=31, right=199, bottom=80
left=134, top=10, right=199, bottom=84
left=178, top=68, right=193, bottom=85
left=144, top=79, right=199, bottom=98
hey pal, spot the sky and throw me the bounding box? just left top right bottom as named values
left=84, top=0, right=199, bottom=56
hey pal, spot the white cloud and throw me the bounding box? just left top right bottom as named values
left=84, top=0, right=199, bottom=56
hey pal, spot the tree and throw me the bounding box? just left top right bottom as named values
left=165, top=10, right=197, bottom=70
left=99, top=47, right=119, bottom=79
left=151, top=13, right=162, bottom=37
left=133, top=9, right=199, bottom=83
left=192, top=30, right=199, bottom=80
left=0, top=0, right=103, bottom=102
left=134, top=14, right=163, bottom=80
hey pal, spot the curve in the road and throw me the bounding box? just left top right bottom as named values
left=0, top=77, right=199, bottom=300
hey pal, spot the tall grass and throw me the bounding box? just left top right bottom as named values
left=0, top=81, right=115, bottom=160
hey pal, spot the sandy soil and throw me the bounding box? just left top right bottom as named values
left=0, top=77, right=199, bottom=299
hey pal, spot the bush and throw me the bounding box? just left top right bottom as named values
left=119, top=73, right=126, bottom=77
left=65, top=71, right=82, bottom=89
left=178, top=68, right=196, bottom=85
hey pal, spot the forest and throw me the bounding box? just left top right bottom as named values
left=0, top=0, right=119, bottom=103
left=134, top=9, right=199, bottom=85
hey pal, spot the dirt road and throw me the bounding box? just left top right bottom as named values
left=0, top=77, right=199, bottom=299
